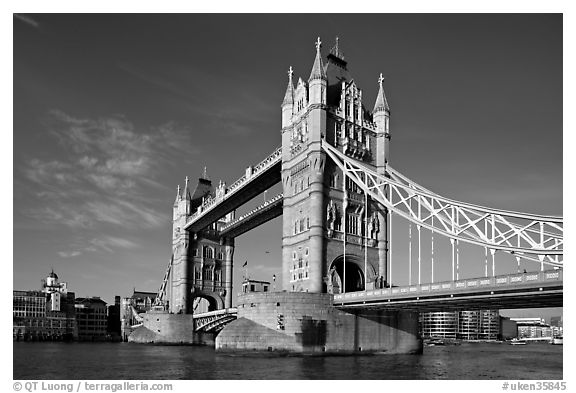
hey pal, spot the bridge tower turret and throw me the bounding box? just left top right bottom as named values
left=171, top=178, right=192, bottom=313
left=373, top=74, right=391, bottom=285
left=281, top=66, right=295, bottom=128
left=373, top=73, right=391, bottom=169
left=281, top=37, right=327, bottom=293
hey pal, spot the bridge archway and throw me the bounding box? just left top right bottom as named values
left=328, top=255, right=366, bottom=293
left=190, top=289, right=225, bottom=314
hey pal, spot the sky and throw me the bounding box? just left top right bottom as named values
left=12, top=14, right=563, bottom=320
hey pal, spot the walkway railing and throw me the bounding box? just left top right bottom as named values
left=333, top=269, right=562, bottom=304
left=193, top=308, right=238, bottom=332
left=193, top=308, right=238, bottom=319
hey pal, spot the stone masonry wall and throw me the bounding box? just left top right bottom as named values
left=129, top=312, right=214, bottom=345
left=216, top=292, right=422, bottom=354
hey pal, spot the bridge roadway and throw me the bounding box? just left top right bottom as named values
left=184, top=147, right=281, bottom=233
left=334, top=269, right=563, bottom=312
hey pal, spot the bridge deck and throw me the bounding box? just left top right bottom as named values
left=334, top=270, right=562, bottom=312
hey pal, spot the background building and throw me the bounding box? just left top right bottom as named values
left=512, top=317, right=553, bottom=340
left=550, top=316, right=563, bottom=338
left=13, top=270, right=77, bottom=341
left=241, top=279, right=271, bottom=294
left=420, top=312, right=458, bottom=339
left=75, top=297, right=108, bottom=341
left=499, top=316, right=518, bottom=340
left=420, top=310, right=500, bottom=341
left=13, top=290, right=47, bottom=341
left=120, top=289, right=158, bottom=341
left=106, top=296, right=122, bottom=341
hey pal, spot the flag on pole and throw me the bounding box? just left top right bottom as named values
left=243, top=261, right=248, bottom=267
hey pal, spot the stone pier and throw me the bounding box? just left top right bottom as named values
left=128, top=311, right=214, bottom=345
left=216, top=292, right=422, bottom=354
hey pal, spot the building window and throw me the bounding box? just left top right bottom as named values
left=203, top=268, right=213, bottom=281
left=347, top=214, right=360, bottom=235
left=203, top=246, right=214, bottom=259
left=330, top=173, right=338, bottom=188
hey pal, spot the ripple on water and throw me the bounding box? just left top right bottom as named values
left=13, top=342, right=562, bottom=380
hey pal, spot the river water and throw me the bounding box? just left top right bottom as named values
left=13, top=342, right=562, bottom=380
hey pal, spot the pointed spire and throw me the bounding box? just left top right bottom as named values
left=373, top=73, right=390, bottom=113
left=201, top=167, right=210, bottom=181
left=309, top=37, right=326, bottom=81
left=329, top=36, right=345, bottom=60
left=174, top=184, right=181, bottom=205
left=282, top=66, right=295, bottom=105
left=182, top=176, right=191, bottom=201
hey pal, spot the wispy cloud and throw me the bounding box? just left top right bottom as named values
left=89, top=236, right=140, bottom=253
left=57, top=235, right=139, bottom=258
left=14, top=14, right=40, bottom=29
left=19, top=110, right=194, bottom=255
left=58, top=251, right=82, bottom=258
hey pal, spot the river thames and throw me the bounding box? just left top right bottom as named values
left=13, top=341, right=562, bottom=380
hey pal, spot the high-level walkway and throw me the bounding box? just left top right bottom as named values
left=184, top=148, right=281, bottom=232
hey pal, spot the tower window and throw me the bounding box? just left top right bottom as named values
left=203, top=246, right=214, bottom=259
left=203, top=268, right=213, bottom=281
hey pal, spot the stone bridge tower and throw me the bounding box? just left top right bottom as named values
left=281, top=37, right=391, bottom=294
left=171, top=174, right=234, bottom=314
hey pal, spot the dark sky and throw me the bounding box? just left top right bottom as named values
left=13, top=14, right=562, bottom=319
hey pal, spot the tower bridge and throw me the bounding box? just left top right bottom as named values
left=129, top=37, right=562, bottom=353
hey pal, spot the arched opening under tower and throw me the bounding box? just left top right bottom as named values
left=191, top=292, right=224, bottom=314
left=328, top=255, right=365, bottom=293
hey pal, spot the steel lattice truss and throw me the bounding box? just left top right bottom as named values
left=322, top=140, right=563, bottom=268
